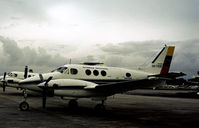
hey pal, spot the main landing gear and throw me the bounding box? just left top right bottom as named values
left=94, top=100, right=106, bottom=111
left=67, top=99, right=106, bottom=111
left=19, top=89, right=29, bottom=111
left=68, top=99, right=78, bottom=108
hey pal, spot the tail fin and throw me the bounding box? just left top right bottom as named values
left=140, top=45, right=175, bottom=74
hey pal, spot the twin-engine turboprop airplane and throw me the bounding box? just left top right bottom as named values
left=0, top=66, right=37, bottom=92
left=15, top=45, right=184, bottom=111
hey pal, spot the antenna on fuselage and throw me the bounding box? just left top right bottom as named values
left=69, top=59, right=71, bottom=64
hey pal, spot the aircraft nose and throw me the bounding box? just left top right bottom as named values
left=37, top=82, right=45, bottom=88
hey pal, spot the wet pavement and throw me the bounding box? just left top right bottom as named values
left=0, top=87, right=199, bottom=128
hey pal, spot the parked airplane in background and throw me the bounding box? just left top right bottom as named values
left=13, top=45, right=185, bottom=111
left=0, top=66, right=37, bottom=92
left=188, top=71, right=199, bottom=82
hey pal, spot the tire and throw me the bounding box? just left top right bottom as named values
left=68, top=100, right=78, bottom=108
left=19, top=101, right=29, bottom=111
left=95, top=104, right=105, bottom=111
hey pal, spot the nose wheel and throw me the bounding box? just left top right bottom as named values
left=68, top=100, right=78, bottom=108
left=19, top=89, right=29, bottom=111
left=19, top=101, right=29, bottom=111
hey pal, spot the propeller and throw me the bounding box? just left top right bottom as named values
left=40, top=75, right=53, bottom=109
left=2, top=72, right=7, bottom=92
left=24, top=66, right=28, bottom=79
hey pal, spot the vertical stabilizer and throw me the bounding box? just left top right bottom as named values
left=159, top=46, right=175, bottom=74
left=140, top=45, right=175, bottom=74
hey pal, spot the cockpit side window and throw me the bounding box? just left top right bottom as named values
left=8, top=72, right=12, bottom=77
left=52, top=67, right=68, bottom=73
left=14, top=74, right=18, bottom=77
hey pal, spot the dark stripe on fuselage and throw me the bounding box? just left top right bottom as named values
left=7, top=81, right=19, bottom=84
left=52, top=86, right=85, bottom=90
left=82, top=79, right=128, bottom=84
left=20, top=79, right=129, bottom=85
left=19, top=80, right=42, bottom=85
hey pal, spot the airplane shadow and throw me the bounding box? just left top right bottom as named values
left=31, top=105, right=199, bottom=128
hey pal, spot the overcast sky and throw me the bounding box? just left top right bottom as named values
left=0, top=0, right=199, bottom=78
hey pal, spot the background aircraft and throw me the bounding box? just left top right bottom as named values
left=0, top=66, right=37, bottom=92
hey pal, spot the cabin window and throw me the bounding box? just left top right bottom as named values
left=28, top=75, right=31, bottom=77
left=70, top=68, right=78, bottom=75
left=126, top=73, right=131, bottom=77
left=101, top=70, right=106, bottom=76
left=85, top=69, right=91, bottom=75
left=93, top=70, right=99, bottom=76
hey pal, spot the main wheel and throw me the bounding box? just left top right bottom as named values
left=68, top=100, right=78, bottom=108
left=19, top=101, right=29, bottom=111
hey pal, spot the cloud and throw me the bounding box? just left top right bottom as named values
left=97, top=40, right=199, bottom=78
left=0, top=0, right=198, bottom=42
left=0, top=36, right=67, bottom=74
left=171, top=40, right=199, bottom=78
left=97, top=41, right=165, bottom=67
left=0, top=0, right=51, bottom=23
left=0, top=36, right=198, bottom=78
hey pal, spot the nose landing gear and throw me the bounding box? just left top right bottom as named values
left=19, top=89, right=29, bottom=111
left=68, top=99, right=78, bottom=108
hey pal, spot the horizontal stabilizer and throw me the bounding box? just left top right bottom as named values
left=148, top=72, right=186, bottom=79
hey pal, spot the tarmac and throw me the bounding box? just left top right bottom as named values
left=0, top=87, right=199, bottom=128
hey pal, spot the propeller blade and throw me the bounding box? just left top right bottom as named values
left=39, top=74, right=44, bottom=82
left=24, top=66, right=28, bottom=79
left=2, top=72, right=6, bottom=92
left=45, top=76, right=53, bottom=86
left=3, top=72, right=6, bottom=80
left=41, top=76, right=52, bottom=109
left=42, top=90, right=46, bottom=109
left=3, top=83, right=6, bottom=92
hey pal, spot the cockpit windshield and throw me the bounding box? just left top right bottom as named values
left=7, top=72, right=12, bottom=77
left=51, top=67, right=67, bottom=73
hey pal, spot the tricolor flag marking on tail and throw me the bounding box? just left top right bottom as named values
left=138, top=45, right=175, bottom=74
left=160, top=46, right=175, bottom=74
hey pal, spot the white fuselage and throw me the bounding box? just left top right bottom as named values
left=19, top=64, right=154, bottom=97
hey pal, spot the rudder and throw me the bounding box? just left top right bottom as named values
left=160, top=46, right=175, bottom=74
left=139, top=45, right=175, bottom=74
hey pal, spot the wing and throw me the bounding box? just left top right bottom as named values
left=85, top=72, right=185, bottom=96
left=85, top=79, right=163, bottom=96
